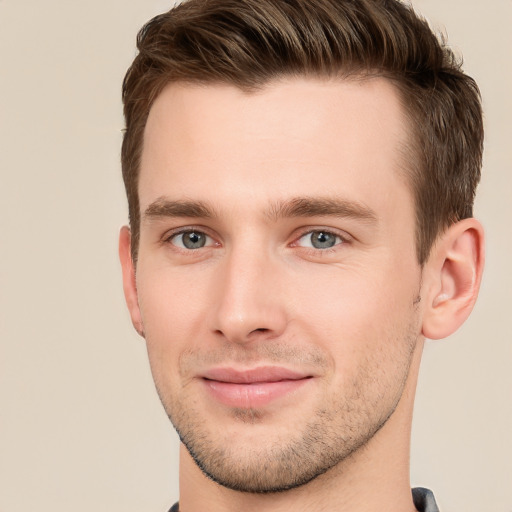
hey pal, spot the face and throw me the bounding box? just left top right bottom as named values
left=125, top=77, right=425, bottom=492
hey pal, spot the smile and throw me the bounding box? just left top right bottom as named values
left=200, top=366, right=314, bottom=408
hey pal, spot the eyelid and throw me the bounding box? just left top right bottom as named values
left=162, top=226, right=219, bottom=247
left=159, top=224, right=352, bottom=251
left=290, top=227, right=352, bottom=247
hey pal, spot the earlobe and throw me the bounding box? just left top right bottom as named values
left=119, top=226, right=145, bottom=337
left=421, top=218, right=485, bottom=340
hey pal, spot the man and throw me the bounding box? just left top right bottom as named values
left=118, top=0, right=485, bottom=510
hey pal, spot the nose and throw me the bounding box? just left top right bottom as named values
left=207, top=247, right=288, bottom=345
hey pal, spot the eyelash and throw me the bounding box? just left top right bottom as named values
left=163, top=227, right=216, bottom=249
left=291, top=228, right=350, bottom=252
left=162, top=227, right=351, bottom=253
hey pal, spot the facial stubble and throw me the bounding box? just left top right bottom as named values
left=151, top=316, right=420, bottom=494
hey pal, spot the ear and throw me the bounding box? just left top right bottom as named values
left=119, top=226, right=145, bottom=337
left=421, top=218, right=485, bottom=340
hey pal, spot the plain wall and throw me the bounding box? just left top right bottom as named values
left=0, top=1, right=510, bottom=510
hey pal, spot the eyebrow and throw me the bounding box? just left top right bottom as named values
left=143, top=197, right=217, bottom=221
left=267, top=197, right=378, bottom=223
left=142, top=196, right=377, bottom=224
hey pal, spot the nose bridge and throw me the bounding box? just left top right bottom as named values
left=209, top=240, right=287, bottom=343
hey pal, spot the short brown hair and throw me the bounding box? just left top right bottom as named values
left=122, top=0, right=483, bottom=264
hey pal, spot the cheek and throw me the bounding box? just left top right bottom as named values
left=138, top=263, right=207, bottom=333
left=135, top=268, right=206, bottom=386
left=294, top=272, right=420, bottom=418
left=291, top=263, right=420, bottom=369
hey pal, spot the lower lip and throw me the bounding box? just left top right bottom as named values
left=203, top=378, right=311, bottom=408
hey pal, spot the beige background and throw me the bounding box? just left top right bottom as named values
left=0, top=1, right=510, bottom=511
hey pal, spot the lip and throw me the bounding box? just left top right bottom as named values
left=200, top=366, right=313, bottom=408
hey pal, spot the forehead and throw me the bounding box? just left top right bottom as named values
left=139, top=77, right=412, bottom=220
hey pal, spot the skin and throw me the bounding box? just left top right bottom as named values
left=120, top=77, right=484, bottom=512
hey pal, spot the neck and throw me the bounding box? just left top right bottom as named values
left=178, top=343, right=423, bottom=512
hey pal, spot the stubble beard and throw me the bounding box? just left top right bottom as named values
left=173, top=398, right=394, bottom=494
left=153, top=322, right=420, bottom=494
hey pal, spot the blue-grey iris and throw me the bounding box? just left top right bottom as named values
left=182, top=231, right=206, bottom=249
left=310, top=231, right=337, bottom=249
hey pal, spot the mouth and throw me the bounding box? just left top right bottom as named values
left=200, top=366, right=314, bottom=408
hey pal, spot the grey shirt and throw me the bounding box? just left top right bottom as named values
left=168, top=487, right=440, bottom=511
left=412, top=487, right=440, bottom=512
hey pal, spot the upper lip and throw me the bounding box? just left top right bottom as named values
left=201, top=366, right=311, bottom=384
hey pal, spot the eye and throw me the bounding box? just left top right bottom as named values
left=296, top=230, right=343, bottom=249
left=170, top=230, right=213, bottom=250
